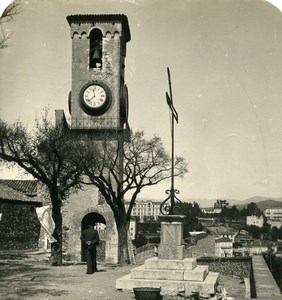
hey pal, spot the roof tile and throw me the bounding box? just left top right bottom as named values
left=0, top=179, right=39, bottom=202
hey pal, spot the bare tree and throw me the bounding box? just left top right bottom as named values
left=0, top=0, right=21, bottom=49
left=0, top=115, right=188, bottom=265
left=0, top=111, right=85, bottom=265
left=83, top=131, right=188, bottom=263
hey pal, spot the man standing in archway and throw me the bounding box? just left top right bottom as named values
left=80, top=220, right=100, bottom=274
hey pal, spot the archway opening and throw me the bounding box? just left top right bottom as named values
left=81, top=212, right=106, bottom=262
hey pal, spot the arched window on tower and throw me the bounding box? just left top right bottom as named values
left=89, top=28, right=103, bottom=69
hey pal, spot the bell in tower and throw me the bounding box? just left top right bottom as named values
left=89, top=28, right=102, bottom=69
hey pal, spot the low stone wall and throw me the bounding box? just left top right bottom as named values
left=252, top=255, right=281, bottom=298
left=135, top=249, right=155, bottom=265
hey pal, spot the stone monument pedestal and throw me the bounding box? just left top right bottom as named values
left=158, top=215, right=185, bottom=260
left=116, top=215, right=219, bottom=297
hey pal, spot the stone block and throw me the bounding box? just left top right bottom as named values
left=116, top=273, right=185, bottom=296
left=116, top=271, right=219, bottom=297
left=145, top=257, right=197, bottom=270
left=131, top=265, right=184, bottom=281
left=184, top=272, right=219, bottom=297
left=160, top=221, right=183, bottom=245
left=184, top=265, right=209, bottom=282
left=158, top=244, right=185, bottom=260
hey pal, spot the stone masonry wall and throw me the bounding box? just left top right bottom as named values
left=62, top=184, right=119, bottom=264
left=0, top=201, right=42, bottom=250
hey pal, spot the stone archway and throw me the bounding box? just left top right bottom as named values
left=81, top=212, right=106, bottom=262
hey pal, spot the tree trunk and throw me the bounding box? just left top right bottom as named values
left=50, top=200, right=63, bottom=266
left=116, top=219, right=130, bottom=264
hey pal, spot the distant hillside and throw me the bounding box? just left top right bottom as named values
left=181, top=198, right=241, bottom=208
left=181, top=196, right=282, bottom=209
left=240, top=196, right=282, bottom=205
left=182, top=198, right=217, bottom=207
left=236, top=199, right=282, bottom=211
left=257, top=200, right=282, bottom=210
left=132, top=196, right=282, bottom=210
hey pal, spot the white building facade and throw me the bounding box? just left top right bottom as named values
left=201, top=207, right=222, bottom=214
left=264, top=208, right=282, bottom=220
left=246, top=215, right=264, bottom=228
left=215, top=237, right=233, bottom=257
left=125, top=200, right=162, bottom=222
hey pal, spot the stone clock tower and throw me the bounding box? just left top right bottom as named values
left=66, top=14, right=130, bottom=133
left=57, top=14, right=131, bottom=264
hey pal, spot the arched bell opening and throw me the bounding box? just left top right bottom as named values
left=89, top=28, right=103, bottom=69
left=81, top=212, right=106, bottom=262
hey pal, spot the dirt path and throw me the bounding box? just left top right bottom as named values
left=0, top=258, right=246, bottom=299
left=0, top=260, right=135, bottom=300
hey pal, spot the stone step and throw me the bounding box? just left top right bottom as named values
left=184, top=265, right=209, bottom=282
left=144, top=257, right=197, bottom=270
left=184, top=272, right=219, bottom=297
left=131, top=264, right=209, bottom=282
left=131, top=265, right=185, bottom=281
left=116, top=272, right=219, bottom=296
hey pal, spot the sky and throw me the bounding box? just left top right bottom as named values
left=0, top=0, right=282, bottom=201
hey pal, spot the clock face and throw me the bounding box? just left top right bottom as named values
left=83, top=85, right=106, bottom=108
left=79, top=82, right=112, bottom=116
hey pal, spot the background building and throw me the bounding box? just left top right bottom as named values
left=246, top=215, right=264, bottom=228
left=201, top=207, right=222, bottom=215
left=215, top=237, right=233, bottom=257
left=264, top=208, right=282, bottom=220
left=125, top=200, right=162, bottom=222
left=129, top=217, right=138, bottom=240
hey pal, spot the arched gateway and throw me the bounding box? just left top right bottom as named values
left=62, top=185, right=119, bottom=264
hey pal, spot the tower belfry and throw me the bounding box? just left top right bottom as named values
left=66, top=14, right=130, bottom=134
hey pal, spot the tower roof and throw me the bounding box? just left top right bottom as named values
left=66, top=14, right=131, bottom=42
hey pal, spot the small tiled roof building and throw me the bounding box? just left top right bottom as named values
left=0, top=179, right=42, bottom=250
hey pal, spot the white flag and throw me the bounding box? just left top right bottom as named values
left=36, top=205, right=57, bottom=243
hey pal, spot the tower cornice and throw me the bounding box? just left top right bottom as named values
left=66, top=14, right=131, bottom=42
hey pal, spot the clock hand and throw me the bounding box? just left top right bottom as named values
left=91, top=86, right=96, bottom=97
left=90, top=93, right=96, bottom=101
